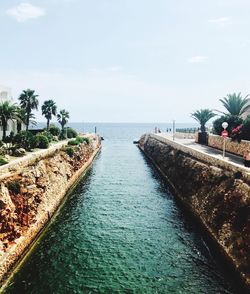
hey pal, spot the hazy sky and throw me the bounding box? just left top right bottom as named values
left=1, top=0, right=250, bottom=122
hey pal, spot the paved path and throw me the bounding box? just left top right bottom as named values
left=156, top=133, right=249, bottom=171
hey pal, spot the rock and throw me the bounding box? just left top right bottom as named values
left=13, top=148, right=26, bottom=157
left=0, top=184, right=15, bottom=211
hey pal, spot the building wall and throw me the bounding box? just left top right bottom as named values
left=0, top=85, right=12, bottom=102
left=0, top=85, right=25, bottom=140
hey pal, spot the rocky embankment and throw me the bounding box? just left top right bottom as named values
left=0, top=135, right=101, bottom=285
left=139, top=134, right=250, bottom=291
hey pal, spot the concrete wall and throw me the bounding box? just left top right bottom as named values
left=0, top=85, right=26, bottom=140
left=0, top=135, right=101, bottom=285
left=139, top=133, right=250, bottom=291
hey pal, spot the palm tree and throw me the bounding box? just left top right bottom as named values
left=18, top=89, right=39, bottom=131
left=0, top=101, right=19, bottom=141
left=42, top=100, right=57, bottom=131
left=57, top=109, right=70, bottom=131
left=16, top=108, right=37, bottom=133
left=191, top=109, right=216, bottom=132
left=219, top=93, right=250, bottom=117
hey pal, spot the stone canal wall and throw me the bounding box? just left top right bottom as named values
left=139, top=134, right=250, bottom=290
left=0, top=135, right=101, bottom=285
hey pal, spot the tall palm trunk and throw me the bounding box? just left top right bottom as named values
left=200, top=124, right=206, bottom=132
left=26, top=110, right=30, bottom=131
left=61, top=122, right=65, bottom=131
left=47, top=119, right=50, bottom=131
left=2, top=120, right=7, bottom=141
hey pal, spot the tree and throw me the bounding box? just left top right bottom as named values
left=212, top=115, right=243, bottom=135
left=219, top=92, right=250, bottom=116
left=16, top=108, right=37, bottom=133
left=0, top=101, right=19, bottom=141
left=18, top=89, right=39, bottom=131
left=191, top=109, right=216, bottom=132
left=42, top=100, right=57, bottom=131
left=57, top=109, right=70, bottom=131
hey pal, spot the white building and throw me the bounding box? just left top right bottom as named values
left=0, top=85, right=24, bottom=140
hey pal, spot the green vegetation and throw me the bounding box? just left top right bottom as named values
left=68, top=136, right=90, bottom=146
left=42, top=100, right=57, bottom=131
left=0, top=87, right=86, bottom=158
left=12, top=131, right=36, bottom=150
left=0, top=101, right=20, bottom=141
left=35, top=134, right=50, bottom=149
left=219, top=93, right=250, bottom=116
left=63, top=147, right=74, bottom=157
left=212, top=115, right=243, bottom=135
left=190, top=92, right=250, bottom=142
left=18, top=89, right=39, bottom=131
left=57, top=109, right=69, bottom=132
left=7, top=181, right=21, bottom=195
left=68, top=139, right=79, bottom=146
left=0, top=157, right=8, bottom=166
left=191, top=109, right=216, bottom=132
left=242, top=116, right=250, bottom=141
left=77, top=136, right=90, bottom=144
left=39, top=131, right=53, bottom=143
left=49, top=124, right=61, bottom=136
left=66, top=127, right=77, bottom=138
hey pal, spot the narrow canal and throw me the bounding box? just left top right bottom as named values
left=5, top=124, right=236, bottom=293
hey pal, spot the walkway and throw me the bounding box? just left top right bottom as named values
left=156, top=133, right=250, bottom=172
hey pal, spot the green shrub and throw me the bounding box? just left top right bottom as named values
left=35, top=134, right=50, bottom=149
left=0, top=157, right=8, bottom=166
left=67, top=136, right=90, bottom=146
left=64, top=147, right=74, bottom=157
left=49, top=125, right=61, bottom=136
left=75, top=136, right=84, bottom=143
left=13, top=131, right=36, bottom=150
left=212, top=115, right=243, bottom=135
left=68, top=139, right=79, bottom=146
left=66, top=127, right=77, bottom=138
left=7, top=181, right=21, bottom=194
left=242, top=115, right=250, bottom=141
left=76, top=136, right=90, bottom=144
left=4, top=131, right=14, bottom=144
left=82, top=137, right=90, bottom=144
left=39, top=131, right=53, bottom=142
left=58, top=129, right=67, bottom=140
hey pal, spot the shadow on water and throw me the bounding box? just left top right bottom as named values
left=3, top=136, right=245, bottom=294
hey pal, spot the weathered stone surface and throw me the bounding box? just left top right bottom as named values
left=208, top=134, right=250, bottom=156
left=140, top=134, right=250, bottom=290
left=0, top=135, right=101, bottom=285
left=0, top=184, right=15, bottom=212
left=13, top=148, right=26, bottom=157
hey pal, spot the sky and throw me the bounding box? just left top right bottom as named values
left=1, top=0, right=250, bottom=123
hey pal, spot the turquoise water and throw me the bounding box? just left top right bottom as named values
left=5, top=124, right=236, bottom=293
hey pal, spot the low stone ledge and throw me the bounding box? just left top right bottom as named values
left=208, top=134, right=250, bottom=157
left=0, top=141, right=68, bottom=179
